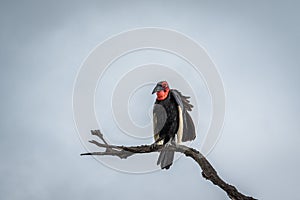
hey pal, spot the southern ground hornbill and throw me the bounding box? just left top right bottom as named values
left=151, top=81, right=196, bottom=169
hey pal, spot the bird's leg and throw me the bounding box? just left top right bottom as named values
left=150, top=137, right=164, bottom=150
left=170, top=137, right=176, bottom=146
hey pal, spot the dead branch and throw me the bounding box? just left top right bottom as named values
left=81, top=130, right=257, bottom=200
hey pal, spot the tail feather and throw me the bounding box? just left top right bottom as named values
left=157, top=146, right=175, bottom=170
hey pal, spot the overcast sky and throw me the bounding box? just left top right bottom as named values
left=0, top=1, right=300, bottom=199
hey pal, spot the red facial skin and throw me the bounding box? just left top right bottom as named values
left=156, top=82, right=170, bottom=100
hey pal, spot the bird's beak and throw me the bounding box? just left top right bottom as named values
left=152, top=85, right=163, bottom=94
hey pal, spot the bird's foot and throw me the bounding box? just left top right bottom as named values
left=165, top=140, right=174, bottom=148
left=150, top=143, right=158, bottom=150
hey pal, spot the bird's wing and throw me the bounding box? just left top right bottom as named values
left=171, top=89, right=193, bottom=111
left=171, top=89, right=196, bottom=142
left=153, top=104, right=167, bottom=143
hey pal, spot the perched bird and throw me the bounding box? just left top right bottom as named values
left=152, top=81, right=196, bottom=169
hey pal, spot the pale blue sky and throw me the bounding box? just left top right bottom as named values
left=0, top=0, right=299, bottom=199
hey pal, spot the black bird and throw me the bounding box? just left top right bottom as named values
left=152, top=81, right=196, bottom=169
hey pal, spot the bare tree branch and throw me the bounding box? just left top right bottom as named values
left=81, top=130, right=257, bottom=200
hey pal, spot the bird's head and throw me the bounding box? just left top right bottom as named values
left=152, top=81, right=170, bottom=100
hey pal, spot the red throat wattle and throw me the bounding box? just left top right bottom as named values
left=156, top=88, right=169, bottom=100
